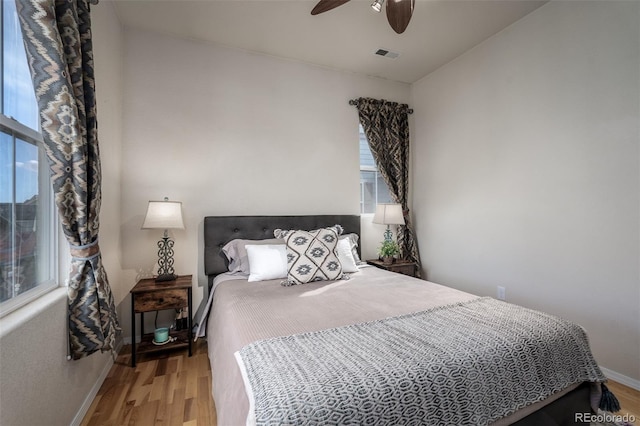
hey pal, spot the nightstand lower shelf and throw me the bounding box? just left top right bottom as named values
left=135, top=330, right=190, bottom=356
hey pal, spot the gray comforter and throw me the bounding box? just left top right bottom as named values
left=205, top=266, right=599, bottom=425
left=236, top=297, right=605, bottom=425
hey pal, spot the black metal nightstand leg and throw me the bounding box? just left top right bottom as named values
left=131, top=295, right=136, bottom=367
left=187, top=287, right=193, bottom=357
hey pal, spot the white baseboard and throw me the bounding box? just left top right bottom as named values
left=70, top=339, right=124, bottom=426
left=600, top=366, right=640, bottom=391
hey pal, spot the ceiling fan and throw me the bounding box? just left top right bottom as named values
left=311, top=0, right=415, bottom=34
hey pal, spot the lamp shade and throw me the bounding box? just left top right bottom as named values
left=372, top=203, right=405, bottom=225
left=142, top=200, right=185, bottom=230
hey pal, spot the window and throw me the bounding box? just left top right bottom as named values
left=1, top=0, right=56, bottom=315
left=359, top=124, right=392, bottom=213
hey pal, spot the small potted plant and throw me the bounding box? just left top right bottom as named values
left=378, top=240, right=400, bottom=265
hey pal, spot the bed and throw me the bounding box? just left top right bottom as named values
left=201, top=215, right=606, bottom=426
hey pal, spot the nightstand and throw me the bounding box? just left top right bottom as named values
left=367, top=259, right=417, bottom=278
left=130, top=275, right=193, bottom=367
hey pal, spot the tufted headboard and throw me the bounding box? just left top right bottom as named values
left=204, top=215, right=361, bottom=288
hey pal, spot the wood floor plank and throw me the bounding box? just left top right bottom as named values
left=163, top=372, right=178, bottom=405
left=183, top=398, right=197, bottom=423
left=118, top=400, right=136, bottom=426
left=154, top=392, right=170, bottom=425
left=166, top=357, right=180, bottom=375
left=106, top=383, right=131, bottom=424
left=79, top=396, right=102, bottom=426
left=149, top=375, right=166, bottom=402
left=197, top=375, right=214, bottom=424
left=155, top=357, right=168, bottom=377
left=137, top=359, right=157, bottom=387
left=93, top=382, right=125, bottom=425
left=128, top=399, right=159, bottom=426
left=181, top=360, right=195, bottom=398
left=169, top=387, right=187, bottom=425
left=128, top=384, right=151, bottom=408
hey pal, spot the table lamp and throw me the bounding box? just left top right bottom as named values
left=372, top=203, right=405, bottom=243
left=142, top=197, right=185, bottom=282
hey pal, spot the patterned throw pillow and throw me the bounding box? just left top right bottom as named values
left=275, top=226, right=345, bottom=286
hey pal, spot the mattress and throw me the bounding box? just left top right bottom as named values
left=203, top=266, right=594, bottom=425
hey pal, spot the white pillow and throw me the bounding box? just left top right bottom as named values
left=336, top=237, right=359, bottom=273
left=222, top=238, right=284, bottom=274
left=246, top=244, right=288, bottom=282
left=340, top=233, right=361, bottom=264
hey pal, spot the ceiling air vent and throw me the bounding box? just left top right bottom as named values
left=375, top=49, right=400, bottom=59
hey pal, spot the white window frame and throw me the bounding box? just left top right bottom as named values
left=0, top=3, right=59, bottom=317
left=0, top=116, right=58, bottom=317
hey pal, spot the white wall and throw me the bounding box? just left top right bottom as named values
left=411, top=1, right=639, bottom=381
left=118, top=29, right=410, bottom=335
left=0, top=3, right=125, bottom=425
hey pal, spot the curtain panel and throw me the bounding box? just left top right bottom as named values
left=356, top=97, right=422, bottom=276
left=16, top=0, right=119, bottom=359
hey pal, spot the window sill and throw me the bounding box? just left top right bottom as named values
left=0, top=287, right=67, bottom=339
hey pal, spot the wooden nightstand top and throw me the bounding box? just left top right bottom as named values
left=367, top=259, right=415, bottom=268
left=367, top=259, right=417, bottom=278
left=130, top=274, right=193, bottom=294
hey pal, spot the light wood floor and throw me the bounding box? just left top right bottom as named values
left=80, top=339, right=216, bottom=426
left=82, top=340, right=639, bottom=425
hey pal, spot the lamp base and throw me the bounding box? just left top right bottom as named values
left=383, top=226, right=393, bottom=243
left=155, top=273, right=178, bottom=283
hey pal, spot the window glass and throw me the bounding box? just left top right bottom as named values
left=359, top=125, right=392, bottom=213
left=2, top=0, right=39, bottom=131
left=0, top=130, right=53, bottom=305
left=1, top=4, right=55, bottom=313
left=0, top=132, right=15, bottom=302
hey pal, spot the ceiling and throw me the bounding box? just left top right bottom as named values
left=112, top=0, right=546, bottom=84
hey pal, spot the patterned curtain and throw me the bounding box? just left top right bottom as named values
left=356, top=97, right=422, bottom=276
left=16, top=0, right=120, bottom=359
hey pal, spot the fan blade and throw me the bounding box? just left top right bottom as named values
left=311, top=0, right=350, bottom=15
left=386, top=0, right=414, bottom=34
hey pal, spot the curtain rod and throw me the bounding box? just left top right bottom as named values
left=349, top=99, right=413, bottom=114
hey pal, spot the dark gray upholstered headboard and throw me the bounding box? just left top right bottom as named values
left=204, top=215, right=361, bottom=288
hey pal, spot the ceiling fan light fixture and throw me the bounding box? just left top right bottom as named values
left=371, top=0, right=384, bottom=13
left=311, top=0, right=414, bottom=34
